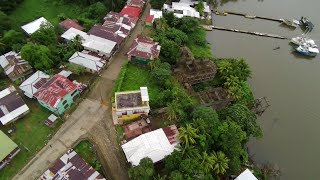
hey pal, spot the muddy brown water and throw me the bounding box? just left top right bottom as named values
left=206, top=0, right=320, bottom=179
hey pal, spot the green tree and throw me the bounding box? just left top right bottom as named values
left=212, top=151, right=229, bottom=176
left=150, top=62, right=171, bottom=86
left=31, top=22, right=57, bottom=46
left=159, top=40, right=180, bottom=65
left=85, top=2, right=107, bottom=19
left=195, top=0, right=205, bottom=16
left=155, top=28, right=188, bottom=46
left=178, top=124, right=199, bottom=148
left=0, top=11, right=11, bottom=35
left=1, top=30, right=25, bottom=50
left=155, top=18, right=169, bottom=31
left=217, top=59, right=251, bottom=81
left=150, top=0, right=165, bottom=9
left=128, top=157, right=155, bottom=180
left=165, top=100, right=184, bottom=122
left=0, top=0, right=23, bottom=14
left=67, top=63, right=86, bottom=75
left=72, top=34, right=84, bottom=51
left=21, top=43, right=54, bottom=70
left=176, top=17, right=199, bottom=34
left=199, top=151, right=214, bottom=173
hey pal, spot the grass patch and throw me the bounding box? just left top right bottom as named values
left=187, top=28, right=213, bottom=59
left=74, top=141, right=102, bottom=172
left=9, top=0, right=83, bottom=29
left=0, top=97, right=61, bottom=180
left=120, top=63, right=161, bottom=106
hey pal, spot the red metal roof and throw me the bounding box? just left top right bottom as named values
left=145, top=15, right=154, bottom=23
left=127, top=35, right=161, bottom=60
left=34, top=74, right=77, bottom=108
left=120, top=6, right=142, bottom=18
left=59, top=19, right=84, bottom=31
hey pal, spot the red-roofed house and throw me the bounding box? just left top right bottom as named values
left=127, top=35, right=161, bottom=65
left=59, top=19, right=84, bottom=31
left=126, top=0, right=145, bottom=9
left=120, top=6, right=142, bottom=18
left=145, top=15, right=154, bottom=26
left=34, top=74, right=79, bottom=115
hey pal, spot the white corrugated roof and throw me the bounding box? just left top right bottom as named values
left=150, top=9, right=163, bottom=19
left=235, top=169, right=258, bottom=180
left=58, top=70, right=72, bottom=77
left=19, top=71, right=50, bottom=98
left=21, top=17, right=50, bottom=35
left=121, top=128, right=176, bottom=166
left=140, top=87, right=149, bottom=101
left=0, top=105, right=29, bottom=125
left=69, top=52, right=105, bottom=72
left=61, top=27, right=89, bottom=41
left=83, top=35, right=117, bottom=55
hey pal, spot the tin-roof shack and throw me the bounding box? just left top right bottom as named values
left=126, top=0, right=145, bottom=9
left=0, top=131, right=20, bottom=170
left=59, top=18, right=84, bottom=31
left=19, top=71, right=50, bottom=98
left=40, top=149, right=106, bottom=180
left=0, top=51, right=33, bottom=81
left=103, top=12, right=136, bottom=30
left=34, top=74, right=79, bottom=115
left=21, top=17, right=51, bottom=35
left=0, top=86, right=30, bottom=125
left=68, top=51, right=107, bottom=74
left=120, top=5, right=142, bottom=18
left=127, top=35, right=161, bottom=65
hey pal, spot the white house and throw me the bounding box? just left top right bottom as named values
left=235, top=169, right=258, bottom=180
left=60, top=27, right=89, bottom=42
left=121, top=125, right=179, bottom=166
left=21, top=17, right=51, bottom=35
left=150, top=9, right=163, bottom=19
left=0, top=86, right=29, bottom=125
left=163, top=1, right=212, bottom=19
left=19, top=71, right=50, bottom=98
left=68, top=51, right=107, bottom=73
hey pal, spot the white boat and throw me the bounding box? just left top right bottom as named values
left=291, top=36, right=317, bottom=47
left=296, top=45, right=319, bottom=57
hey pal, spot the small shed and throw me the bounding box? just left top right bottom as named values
left=21, top=17, right=51, bottom=35
left=235, top=169, right=258, bottom=180
left=44, top=114, right=58, bottom=127
left=145, top=15, right=154, bottom=26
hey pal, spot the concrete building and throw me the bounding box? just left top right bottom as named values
left=115, top=87, right=150, bottom=121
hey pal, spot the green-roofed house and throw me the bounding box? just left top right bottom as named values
left=0, top=131, right=20, bottom=170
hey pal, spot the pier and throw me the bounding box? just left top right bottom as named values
left=202, top=25, right=288, bottom=40
left=212, top=10, right=283, bottom=22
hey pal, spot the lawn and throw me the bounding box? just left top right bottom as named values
left=0, top=96, right=62, bottom=180
left=119, top=63, right=161, bottom=105
left=74, top=141, right=102, bottom=173
left=9, top=0, right=83, bottom=29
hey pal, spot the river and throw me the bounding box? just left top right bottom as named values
left=206, top=0, right=320, bottom=179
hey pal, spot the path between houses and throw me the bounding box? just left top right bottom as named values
left=13, top=3, right=151, bottom=180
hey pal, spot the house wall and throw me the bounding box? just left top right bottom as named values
left=116, top=107, right=150, bottom=121
left=0, top=147, right=20, bottom=170
left=131, top=56, right=151, bottom=65
left=37, top=89, right=79, bottom=115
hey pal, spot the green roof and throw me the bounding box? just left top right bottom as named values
left=0, top=131, right=18, bottom=161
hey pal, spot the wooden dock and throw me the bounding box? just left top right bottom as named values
left=205, top=25, right=287, bottom=40
left=212, top=10, right=283, bottom=22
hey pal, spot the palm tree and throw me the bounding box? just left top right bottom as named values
left=212, top=151, right=229, bottom=176
left=165, top=101, right=183, bottom=122
left=199, top=151, right=214, bottom=173
left=149, top=57, right=161, bottom=70
left=178, top=124, right=199, bottom=149
left=0, top=41, right=5, bottom=52
left=72, top=34, right=84, bottom=51
left=156, top=18, right=169, bottom=31
left=217, top=60, right=233, bottom=80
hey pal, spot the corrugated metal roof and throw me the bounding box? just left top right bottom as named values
left=127, top=35, right=161, bottom=60
left=0, top=130, right=18, bottom=161
left=140, top=87, right=149, bottom=101
left=235, top=169, right=258, bottom=180
left=59, top=19, right=84, bottom=31
left=19, top=71, right=50, bottom=98
left=21, top=17, right=51, bottom=35
left=120, top=6, right=142, bottom=18
left=69, top=51, right=106, bottom=72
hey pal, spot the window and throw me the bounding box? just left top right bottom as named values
left=62, top=100, right=68, bottom=105
left=71, top=91, right=78, bottom=97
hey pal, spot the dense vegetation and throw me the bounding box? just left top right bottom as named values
left=127, top=13, right=265, bottom=180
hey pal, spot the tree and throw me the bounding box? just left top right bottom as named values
left=85, top=2, right=107, bottom=19
left=217, top=59, right=251, bottom=81
left=219, top=103, right=262, bottom=138
left=0, top=11, right=11, bottom=35
left=72, top=34, right=84, bottom=51
left=155, top=18, right=169, bottom=31
left=212, top=151, right=229, bottom=176
left=155, top=28, right=188, bottom=46
left=21, top=43, right=54, bottom=70
left=195, top=0, right=205, bottom=16
left=176, top=17, right=199, bottom=34
left=199, top=151, right=214, bottom=173
left=178, top=124, right=199, bottom=148
left=165, top=100, right=184, bottom=122
left=150, top=0, right=166, bottom=9
left=0, top=0, right=23, bottom=14
left=67, top=63, right=86, bottom=75
left=1, top=30, right=25, bottom=49
left=159, top=40, right=180, bottom=65
left=31, top=22, right=57, bottom=46
left=150, top=62, right=171, bottom=86
left=128, top=157, right=155, bottom=180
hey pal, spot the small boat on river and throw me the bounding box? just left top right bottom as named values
left=291, top=36, right=317, bottom=47
left=300, top=17, right=314, bottom=31
left=296, top=45, right=319, bottom=57
left=280, top=19, right=300, bottom=28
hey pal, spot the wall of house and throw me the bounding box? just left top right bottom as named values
left=116, top=107, right=150, bottom=121
left=131, top=56, right=150, bottom=65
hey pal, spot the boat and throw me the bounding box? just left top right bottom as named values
left=300, top=17, right=314, bottom=31
left=291, top=36, right=317, bottom=47
left=280, top=19, right=300, bottom=28
left=296, top=45, right=319, bottom=57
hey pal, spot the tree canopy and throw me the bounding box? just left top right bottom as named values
left=128, top=157, right=155, bottom=180
left=21, top=43, right=53, bottom=70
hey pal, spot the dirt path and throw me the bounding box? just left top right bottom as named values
left=13, top=3, right=151, bottom=180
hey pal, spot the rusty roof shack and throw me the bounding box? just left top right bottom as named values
left=103, top=12, right=136, bottom=29
left=0, top=51, right=33, bottom=81
left=40, top=149, right=106, bottom=180
left=115, top=87, right=150, bottom=122
left=126, top=0, right=146, bottom=9
left=196, top=87, right=232, bottom=110
left=123, top=119, right=151, bottom=140
left=174, top=59, right=217, bottom=85
left=127, top=35, right=161, bottom=65
left=59, top=19, right=84, bottom=31
left=88, top=25, right=128, bottom=47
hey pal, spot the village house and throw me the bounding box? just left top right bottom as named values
left=235, top=169, right=258, bottom=180
left=19, top=71, right=50, bottom=98
left=145, top=15, right=154, bottom=26
left=115, top=87, right=150, bottom=122
left=40, top=149, right=106, bottom=180
left=88, top=24, right=129, bottom=47
left=0, top=131, right=20, bottom=170
left=21, top=17, right=51, bottom=35
left=126, top=0, right=145, bottom=9
left=68, top=51, right=107, bottom=74
left=59, top=18, right=84, bottom=31
left=121, top=125, right=180, bottom=166
left=0, top=86, right=30, bottom=125
left=33, top=74, right=79, bottom=115
left=103, top=12, right=136, bottom=30
left=122, top=118, right=151, bottom=140
left=61, top=27, right=89, bottom=42
left=120, top=5, right=142, bottom=19
left=0, top=51, right=33, bottom=82
left=127, top=35, right=161, bottom=65
left=163, top=0, right=210, bottom=19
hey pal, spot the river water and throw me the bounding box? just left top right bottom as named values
left=206, top=0, right=320, bottom=179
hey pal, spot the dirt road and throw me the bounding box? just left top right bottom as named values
left=13, top=3, right=151, bottom=180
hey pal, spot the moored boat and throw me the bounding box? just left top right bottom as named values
left=280, top=19, right=300, bottom=28
left=291, top=36, right=317, bottom=47
left=296, top=45, right=319, bottom=57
